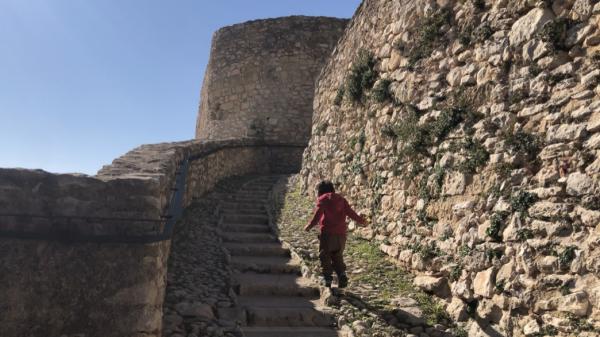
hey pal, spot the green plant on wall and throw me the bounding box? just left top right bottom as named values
left=538, top=18, right=571, bottom=50
left=472, top=24, right=494, bottom=43
left=558, top=246, right=577, bottom=269
left=372, top=79, right=392, bottom=103
left=510, top=190, right=538, bottom=214
left=395, top=8, right=452, bottom=68
left=458, top=137, right=489, bottom=174
left=333, top=86, right=345, bottom=106
left=346, top=49, right=378, bottom=102
left=486, top=212, right=508, bottom=242
left=504, top=129, right=542, bottom=160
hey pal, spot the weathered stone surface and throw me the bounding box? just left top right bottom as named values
left=414, top=275, right=445, bottom=293
left=558, top=291, right=590, bottom=316
left=509, top=8, right=555, bottom=46
left=566, top=172, right=596, bottom=196
left=474, top=268, right=495, bottom=299
left=546, top=123, right=587, bottom=143
left=523, top=318, right=541, bottom=336
left=529, top=201, right=571, bottom=219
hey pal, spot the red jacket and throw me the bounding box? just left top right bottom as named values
left=308, top=192, right=364, bottom=235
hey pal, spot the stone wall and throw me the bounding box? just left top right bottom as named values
left=195, top=16, right=348, bottom=145
left=301, top=0, right=600, bottom=336
left=0, top=138, right=304, bottom=337
left=0, top=240, right=170, bottom=337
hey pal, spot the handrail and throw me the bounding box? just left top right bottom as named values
left=0, top=142, right=304, bottom=244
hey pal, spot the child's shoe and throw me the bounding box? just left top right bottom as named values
left=338, top=273, right=349, bottom=288
left=321, top=275, right=333, bottom=288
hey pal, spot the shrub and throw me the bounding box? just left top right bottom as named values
left=449, top=264, right=463, bottom=282
left=529, top=63, right=542, bottom=77
left=508, top=88, right=529, bottom=105
left=459, top=138, right=489, bottom=174
left=314, top=122, right=328, bottom=135
left=485, top=248, right=503, bottom=261
left=486, top=212, right=508, bottom=241
left=538, top=18, right=570, bottom=50
left=372, top=79, right=392, bottom=103
left=558, top=246, right=577, bottom=269
left=516, top=228, right=534, bottom=242
left=559, top=284, right=571, bottom=295
left=494, top=162, right=513, bottom=179
left=473, top=24, right=494, bottom=43
left=347, top=49, right=378, bottom=102
left=382, top=124, right=399, bottom=138
left=333, top=86, right=345, bottom=106
left=504, top=130, right=541, bottom=160
left=548, top=72, right=572, bottom=85
left=592, top=52, right=600, bottom=65
left=432, top=89, right=482, bottom=140
left=459, top=245, right=472, bottom=257
left=471, top=0, right=485, bottom=10
left=398, top=8, right=452, bottom=68
left=452, top=327, right=468, bottom=337
left=458, top=25, right=473, bottom=46
left=396, top=110, right=431, bottom=158
left=349, top=160, right=364, bottom=175
left=510, top=191, right=538, bottom=214
left=495, top=279, right=505, bottom=293
left=433, top=165, right=445, bottom=195
left=411, top=241, right=443, bottom=260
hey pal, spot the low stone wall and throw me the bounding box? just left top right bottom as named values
left=0, top=240, right=170, bottom=337
left=0, top=138, right=304, bottom=337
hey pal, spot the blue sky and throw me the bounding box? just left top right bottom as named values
left=0, top=0, right=360, bottom=175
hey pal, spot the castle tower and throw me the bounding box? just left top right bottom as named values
left=195, top=16, right=348, bottom=144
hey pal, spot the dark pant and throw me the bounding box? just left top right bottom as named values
left=318, top=233, right=347, bottom=277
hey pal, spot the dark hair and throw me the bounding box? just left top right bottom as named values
left=316, top=180, right=335, bottom=196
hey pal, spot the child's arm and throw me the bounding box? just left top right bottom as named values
left=304, top=207, right=323, bottom=231
left=345, top=200, right=367, bottom=225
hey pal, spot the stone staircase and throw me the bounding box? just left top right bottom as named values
left=219, top=176, right=341, bottom=337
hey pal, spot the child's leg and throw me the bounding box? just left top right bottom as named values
left=318, top=234, right=334, bottom=283
left=330, top=234, right=347, bottom=276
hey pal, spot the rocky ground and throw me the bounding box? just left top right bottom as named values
left=270, top=175, right=470, bottom=337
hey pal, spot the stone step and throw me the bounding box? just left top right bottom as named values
left=224, top=243, right=290, bottom=257
left=246, top=307, right=334, bottom=327
left=241, top=181, right=275, bottom=191
left=222, top=232, right=278, bottom=244
left=240, top=327, right=341, bottom=337
left=219, top=208, right=267, bottom=215
left=214, top=194, right=269, bottom=201
left=222, top=214, right=269, bottom=225
left=221, top=201, right=266, bottom=209
left=231, top=256, right=301, bottom=274
left=222, top=223, right=271, bottom=233
left=235, top=191, right=270, bottom=196
left=234, top=272, right=319, bottom=297
left=238, top=296, right=320, bottom=308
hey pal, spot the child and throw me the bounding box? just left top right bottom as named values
left=304, top=180, right=366, bottom=288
